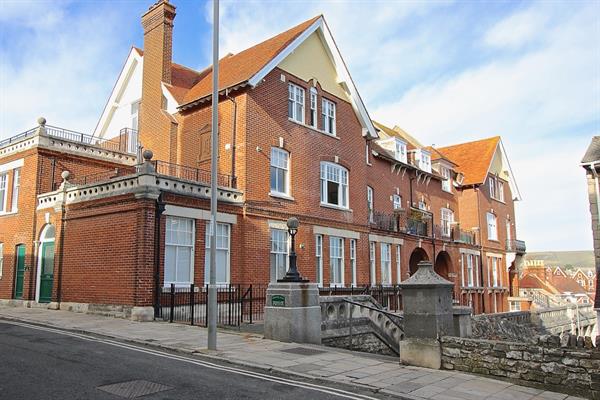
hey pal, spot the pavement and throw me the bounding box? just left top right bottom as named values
left=0, top=306, right=588, bottom=400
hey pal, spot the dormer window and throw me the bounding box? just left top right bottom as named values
left=414, top=150, right=431, bottom=173
left=441, top=166, right=452, bottom=192
left=394, top=139, right=407, bottom=163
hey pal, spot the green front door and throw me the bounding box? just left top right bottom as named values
left=13, top=245, right=26, bottom=299
left=39, top=242, right=55, bottom=303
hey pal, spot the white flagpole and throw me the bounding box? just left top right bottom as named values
left=208, top=0, right=219, bottom=351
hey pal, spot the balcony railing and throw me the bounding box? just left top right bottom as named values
left=506, top=239, right=526, bottom=254
left=452, top=227, right=477, bottom=245
left=152, top=160, right=235, bottom=188
left=52, top=166, right=138, bottom=191
left=372, top=211, right=399, bottom=232
left=0, top=124, right=139, bottom=156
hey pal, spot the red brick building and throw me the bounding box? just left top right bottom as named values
left=0, top=0, right=524, bottom=319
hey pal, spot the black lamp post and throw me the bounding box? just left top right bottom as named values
left=278, top=217, right=308, bottom=282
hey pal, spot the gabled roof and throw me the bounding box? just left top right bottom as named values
left=437, top=136, right=500, bottom=186
left=373, top=121, right=420, bottom=150
left=180, top=16, right=378, bottom=139
left=425, top=146, right=458, bottom=166
left=582, top=136, right=600, bottom=164
left=181, top=16, right=320, bottom=106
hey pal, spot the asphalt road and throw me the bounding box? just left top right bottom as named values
left=0, top=320, right=391, bottom=400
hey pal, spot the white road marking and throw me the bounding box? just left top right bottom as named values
left=0, top=320, right=383, bottom=400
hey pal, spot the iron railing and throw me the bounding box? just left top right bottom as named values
left=157, top=283, right=267, bottom=327
left=371, top=211, right=398, bottom=232
left=0, top=127, right=37, bottom=147
left=506, top=239, right=526, bottom=254
left=152, top=160, right=235, bottom=188
left=452, top=227, right=477, bottom=245
left=319, top=285, right=403, bottom=312
left=51, top=166, right=138, bottom=191
left=406, top=217, right=428, bottom=236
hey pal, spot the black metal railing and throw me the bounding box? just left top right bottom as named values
left=452, top=227, right=477, bottom=245
left=152, top=160, right=235, bottom=188
left=371, top=211, right=398, bottom=232
left=157, top=283, right=267, bottom=327
left=0, top=127, right=37, bottom=147
left=45, top=125, right=138, bottom=155
left=319, top=285, right=403, bottom=312
left=406, top=217, right=428, bottom=236
left=51, top=166, right=138, bottom=191
left=506, top=239, right=526, bottom=253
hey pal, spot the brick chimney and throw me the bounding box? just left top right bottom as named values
left=139, top=0, right=176, bottom=160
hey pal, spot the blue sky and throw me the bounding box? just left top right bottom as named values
left=1, top=0, right=598, bottom=252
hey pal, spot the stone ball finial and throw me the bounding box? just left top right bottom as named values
left=37, top=117, right=47, bottom=126
left=142, top=149, right=153, bottom=161
left=61, top=170, right=70, bottom=180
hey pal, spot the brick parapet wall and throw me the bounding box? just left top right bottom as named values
left=440, top=335, right=600, bottom=399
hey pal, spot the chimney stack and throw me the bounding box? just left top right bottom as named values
left=139, top=0, right=176, bottom=161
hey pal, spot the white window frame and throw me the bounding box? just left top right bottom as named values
left=322, top=98, right=336, bottom=135
left=498, top=180, right=505, bottom=202
left=491, top=257, right=499, bottom=287
left=392, top=194, right=402, bottom=210
left=489, top=176, right=497, bottom=199
left=0, top=242, right=3, bottom=278
left=270, top=147, right=290, bottom=196
left=165, top=217, right=195, bottom=286
left=487, top=212, right=498, bottom=241
left=369, top=241, right=376, bottom=284
left=367, top=186, right=374, bottom=223
left=11, top=168, right=20, bottom=212
left=394, top=139, right=407, bottom=163
left=270, top=228, right=289, bottom=282
left=309, top=87, right=317, bottom=128
left=441, top=166, right=452, bottom=192
left=466, top=254, right=474, bottom=287
left=288, top=83, right=305, bottom=123
left=380, top=243, right=392, bottom=285
left=441, top=208, right=454, bottom=237
left=329, top=236, right=344, bottom=286
left=316, top=234, right=323, bottom=287
left=418, top=150, right=432, bottom=173
left=350, top=239, right=357, bottom=287
left=396, top=245, right=401, bottom=283
left=320, top=162, right=349, bottom=209
left=204, top=221, right=231, bottom=285
left=0, top=173, right=7, bottom=212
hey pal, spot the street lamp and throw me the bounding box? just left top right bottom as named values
left=278, top=217, right=308, bottom=282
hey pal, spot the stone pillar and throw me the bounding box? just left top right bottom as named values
left=264, top=282, right=321, bottom=344
left=398, top=260, right=455, bottom=369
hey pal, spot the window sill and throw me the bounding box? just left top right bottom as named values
left=442, top=188, right=453, bottom=194
left=320, top=203, right=352, bottom=212
left=288, top=118, right=339, bottom=140
left=0, top=211, right=17, bottom=217
left=491, top=197, right=506, bottom=204
left=162, top=284, right=198, bottom=291
left=269, top=192, right=295, bottom=201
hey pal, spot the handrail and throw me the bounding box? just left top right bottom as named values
left=343, top=298, right=403, bottom=327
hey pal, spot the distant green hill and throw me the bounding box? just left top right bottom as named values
left=525, top=251, right=595, bottom=270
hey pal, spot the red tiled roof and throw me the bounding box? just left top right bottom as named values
left=520, top=274, right=555, bottom=293
left=182, top=15, right=321, bottom=106
left=437, top=136, right=500, bottom=185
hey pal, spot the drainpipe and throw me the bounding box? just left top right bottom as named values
left=225, top=89, right=237, bottom=188
left=409, top=176, right=415, bottom=207
left=28, top=158, right=45, bottom=301
left=153, top=193, right=166, bottom=318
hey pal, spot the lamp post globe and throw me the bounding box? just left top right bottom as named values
left=278, top=217, right=308, bottom=282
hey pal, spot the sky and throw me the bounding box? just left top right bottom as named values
left=0, top=0, right=598, bottom=252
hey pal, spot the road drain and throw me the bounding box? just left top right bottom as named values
left=97, top=380, right=173, bottom=398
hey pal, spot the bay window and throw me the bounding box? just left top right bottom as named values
left=288, top=83, right=305, bottom=123
left=165, top=217, right=194, bottom=286
left=320, top=162, right=348, bottom=208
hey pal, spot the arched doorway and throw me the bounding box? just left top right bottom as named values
left=36, top=224, right=55, bottom=303
left=434, top=251, right=453, bottom=280
left=409, top=247, right=429, bottom=275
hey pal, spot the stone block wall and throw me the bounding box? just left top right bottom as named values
left=441, top=334, right=600, bottom=399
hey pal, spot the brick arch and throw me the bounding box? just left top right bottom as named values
left=409, top=247, right=429, bottom=276
left=434, top=250, right=453, bottom=280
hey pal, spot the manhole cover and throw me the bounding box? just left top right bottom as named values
left=279, top=347, right=327, bottom=356
left=97, top=380, right=173, bottom=398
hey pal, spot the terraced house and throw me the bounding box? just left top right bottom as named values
left=0, top=0, right=525, bottom=319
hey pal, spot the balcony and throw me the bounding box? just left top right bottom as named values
left=506, top=239, right=526, bottom=254
left=452, top=226, right=477, bottom=245
left=371, top=211, right=399, bottom=232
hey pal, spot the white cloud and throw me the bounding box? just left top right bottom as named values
left=0, top=1, right=133, bottom=137
left=483, top=5, right=549, bottom=49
